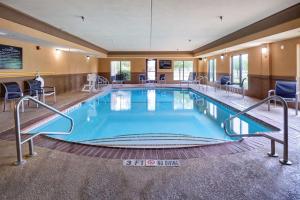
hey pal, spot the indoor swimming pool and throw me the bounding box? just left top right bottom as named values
left=30, top=88, right=276, bottom=147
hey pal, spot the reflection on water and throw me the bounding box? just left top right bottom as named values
left=107, top=89, right=260, bottom=135
left=111, top=91, right=131, bottom=111
left=231, top=117, right=249, bottom=135
left=208, top=103, right=217, bottom=119
left=38, top=88, right=273, bottom=144
left=147, top=90, right=156, bottom=111
left=173, top=91, right=193, bottom=110
left=87, top=101, right=97, bottom=122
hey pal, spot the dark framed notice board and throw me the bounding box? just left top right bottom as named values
left=0, top=44, right=23, bottom=69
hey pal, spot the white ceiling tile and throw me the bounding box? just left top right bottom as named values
left=1, top=0, right=299, bottom=51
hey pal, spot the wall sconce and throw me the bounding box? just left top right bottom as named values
left=55, top=49, right=61, bottom=54
left=203, top=57, right=207, bottom=62
left=220, top=54, right=224, bottom=60
left=86, top=55, right=90, bottom=60
left=54, top=48, right=61, bottom=59
left=261, top=47, right=268, bottom=54
left=280, top=45, right=285, bottom=50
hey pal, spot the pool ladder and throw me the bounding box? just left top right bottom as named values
left=223, top=95, right=291, bottom=165
left=14, top=96, right=74, bottom=165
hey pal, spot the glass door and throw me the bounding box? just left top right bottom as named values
left=231, top=54, right=248, bottom=89
left=241, top=54, right=248, bottom=88
left=231, top=55, right=240, bottom=84
left=208, top=59, right=216, bottom=82
left=146, top=59, right=157, bottom=80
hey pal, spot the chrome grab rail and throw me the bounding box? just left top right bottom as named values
left=223, top=95, right=291, bottom=165
left=97, top=75, right=109, bottom=86
left=198, top=76, right=208, bottom=91
left=14, top=95, right=74, bottom=165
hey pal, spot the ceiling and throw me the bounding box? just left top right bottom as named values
left=1, top=0, right=300, bottom=51
left=0, top=28, right=103, bottom=57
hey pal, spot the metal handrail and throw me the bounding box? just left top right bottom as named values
left=98, top=75, right=109, bottom=85
left=223, top=95, right=291, bottom=165
left=198, top=76, right=208, bottom=91
left=14, top=95, right=74, bottom=165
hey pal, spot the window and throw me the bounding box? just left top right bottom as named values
left=231, top=54, right=248, bottom=89
left=110, top=61, right=131, bottom=80
left=208, top=59, right=216, bottom=82
left=147, top=59, right=156, bottom=80
left=173, top=61, right=193, bottom=81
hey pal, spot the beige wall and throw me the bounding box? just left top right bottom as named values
left=0, top=37, right=98, bottom=77
left=194, top=18, right=300, bottom=57
left=99, top=58, right=198, bottom=74
left=199, top=37, right=300, bottom=78
left=197, top=37, right=299, bottom=99
left=271, top=37, right=300, bottom=77
left=98, top=57, right=198, bottom=84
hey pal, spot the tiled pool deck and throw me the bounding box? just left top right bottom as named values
left=0, top=84, right=299, bottom=200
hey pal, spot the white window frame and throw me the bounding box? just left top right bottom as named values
left=110, top=61, right=131, bottom=80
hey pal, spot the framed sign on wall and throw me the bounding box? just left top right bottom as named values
left=0, top=44, right=23, bottom=69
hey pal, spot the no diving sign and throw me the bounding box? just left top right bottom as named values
left=123, top=159, right=180, bottom=167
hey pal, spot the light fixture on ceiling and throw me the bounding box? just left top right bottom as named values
left=54, top=48, right=61, bottom=58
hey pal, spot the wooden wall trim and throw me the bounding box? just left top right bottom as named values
left=107, top=51, right=194, bottom=58
left=0, top=73, right=89, bottom=95
left=248, top=74, right=296, bottom=80
left=0, top=3, right=108, bottom=54
left=193, top=3, right=300, bottom=54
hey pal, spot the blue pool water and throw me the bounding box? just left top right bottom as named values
left=32, top=88, right=275, bottom=147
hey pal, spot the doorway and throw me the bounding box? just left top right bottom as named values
left=146, top=59, right=157, bottom=80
